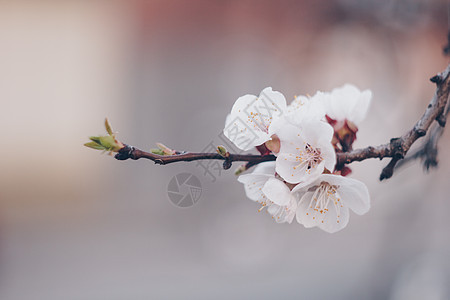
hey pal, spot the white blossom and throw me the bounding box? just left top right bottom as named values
left=285, top=92, right=327, bottom=123
left=274, top=118, right=336, bottom=184
left=324, top=84, right=372, bottom=125
left=293, top=174, right=370, bottom=233
left=224, top=87, right=287, bottom=151
left=230, top=85, right=373, bottom=232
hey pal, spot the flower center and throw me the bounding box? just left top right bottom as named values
left=247, top=110, right=272, bottom=134
left=257, top=194, right=270, bottom=212
left=306, top=182, right=343, bottom=223
left=294, top=143, right=323, bottom=172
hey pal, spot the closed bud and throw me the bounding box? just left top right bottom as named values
left=265, top=135, right=280, bottom=154
left=150, top=148, right=165, bottom=155
left=234, top=165, right=247, bottom=175
left=216, top=145, right=229, bottom=157
left=156, top=143, right=176, bottom=155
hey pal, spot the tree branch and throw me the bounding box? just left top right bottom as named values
left=115, top=145, right=276, bottom=170
left=336, top=64, right=450, bottom=180
left=395, top=80, right=450, bottom=171
left=114, top=64, right=450, bottom=181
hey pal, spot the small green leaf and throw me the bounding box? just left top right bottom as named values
left=98, top=135, right=119, bottom=151
left=105, top=118, right=114, bottom=135
left=89, top=136, right=101, bottom=143
left=84, top=141, right=105, bottom=150
left=85, top=119, right=124, bottom=153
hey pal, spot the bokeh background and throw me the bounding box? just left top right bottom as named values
left=0, top=1, right=449, bottom=299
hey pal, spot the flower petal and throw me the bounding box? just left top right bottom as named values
left=259, top=87, right=287, bottom=116
left=349, top=89, right=372, bottom=125
left=325, top=84, right=372, bottom=125
left=267, top=198, right=297, bottom=224
left=275, top=122, right=305, bottom=153
left=223, top=111, right=271, bottom=151
left=334, top=177, right=370, bottom=215
left=301, top=120, right=334, bottom=148
left=322, top=142, right=337, bottom=172
left=276, top=153, right=324, bottom=184
left=262, top=177, right=292, bottom=206
left=252, top=161, right=276, bottom=175
left=286, top=93, right=326, bottom=123
left=237, top=173, right=272, bottom=201
left=318, top=200, right=350, bottom=233
left=296, top=191, right=324, bottom=228
left=237, top=162, right=276, bottom=201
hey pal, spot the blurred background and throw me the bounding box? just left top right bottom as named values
left=0, top=0, right=449, bottom=299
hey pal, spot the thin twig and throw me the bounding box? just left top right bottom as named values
left=115, top=145, right=276, bottom=167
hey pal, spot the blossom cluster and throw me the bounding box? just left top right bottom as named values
left=223, top=85, right=372, bottom=233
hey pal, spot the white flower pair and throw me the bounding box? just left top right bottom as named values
left=223, top=85, right=372, bottom=233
